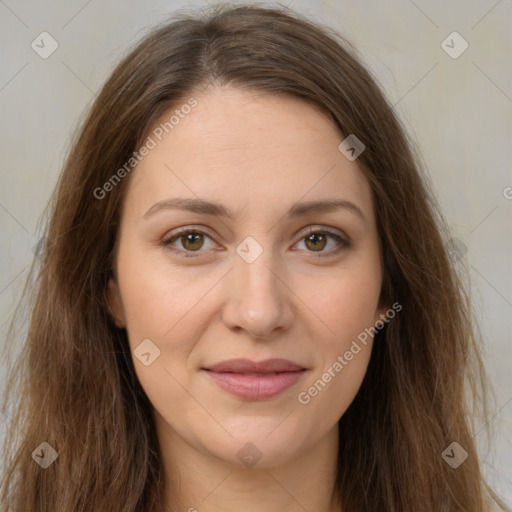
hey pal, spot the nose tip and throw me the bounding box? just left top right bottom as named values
left=221, top=251, right=294, bottom=339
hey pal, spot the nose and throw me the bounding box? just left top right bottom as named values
left=221, top=245, right=295, bottom=339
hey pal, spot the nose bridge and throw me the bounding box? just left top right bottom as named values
left=221, top=235, right=293, bottom=337
left=238, top=244, right=279, bottom=294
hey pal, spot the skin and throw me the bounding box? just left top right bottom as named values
left=107, top=86, right=387, bottom=512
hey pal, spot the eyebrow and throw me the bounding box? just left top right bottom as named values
left=143, top=197, right=366, bottom=222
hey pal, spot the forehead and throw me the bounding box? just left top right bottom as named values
left=124, top=86, right=374, bottom=222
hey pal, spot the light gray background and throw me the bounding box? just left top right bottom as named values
left=0, top=0, right=511, bottom=504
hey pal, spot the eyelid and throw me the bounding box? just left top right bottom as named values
left=298, top=225, right=350, bottom=243
left=162, top=225, right=217, bottom=241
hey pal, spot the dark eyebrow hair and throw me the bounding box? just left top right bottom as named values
left=143, top=197, right=366, bottom=221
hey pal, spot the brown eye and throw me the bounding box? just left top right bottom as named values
left=180, top=232, right=204, bottom=251
left=162, top=229, right=217, bottom=257
left=295, top=228, right=351, bottom=256
left=304, top=232, right=327, bottom=251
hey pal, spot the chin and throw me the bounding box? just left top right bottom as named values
left=202, top=423, right=308, bottom=469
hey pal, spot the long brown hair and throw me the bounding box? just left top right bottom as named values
left=1, top=3, right=509, bottom=511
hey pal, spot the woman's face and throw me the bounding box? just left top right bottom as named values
left=108, top=86, right=386, bottom=469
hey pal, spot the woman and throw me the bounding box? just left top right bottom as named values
left=1, top=4, right=509, bottom=511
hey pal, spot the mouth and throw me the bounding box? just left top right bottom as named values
left=202, top=358, right=307, bottom=400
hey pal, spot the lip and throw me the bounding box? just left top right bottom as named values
left=204, top=358, right=305, bottom=374
left=202, top=358, right=307, bottom=400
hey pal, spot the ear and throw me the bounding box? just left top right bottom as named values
left=106, top=276, right=127, bottom=328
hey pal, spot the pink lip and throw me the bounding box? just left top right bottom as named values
left=202, top=358, right=307, bottom=400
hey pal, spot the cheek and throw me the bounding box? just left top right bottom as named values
left=292, top=259, right=380, bottom=420
left=115, top=244, right=227, bottom=408
left=116, top=244, right=217, bottom=343
left=298, top=350, right=371, bottom=429
left=296, top=262, right=382, bottom=342
left=296, top=297, right=374, bottom=428
left=115, top=245, right=207, bottom=416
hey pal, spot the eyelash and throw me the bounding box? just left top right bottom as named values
left=161, top=226, right=351, bottom=259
